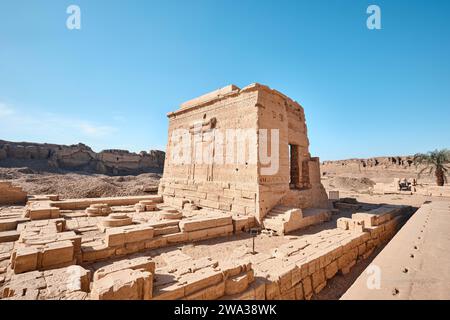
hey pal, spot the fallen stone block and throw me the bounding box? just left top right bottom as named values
left=90, top=268, right=153, bottom=300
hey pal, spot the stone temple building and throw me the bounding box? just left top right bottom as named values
left=159, top=83, right=330, bottom=234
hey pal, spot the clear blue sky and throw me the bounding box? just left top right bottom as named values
left=1, top=0, right=449, bottom=160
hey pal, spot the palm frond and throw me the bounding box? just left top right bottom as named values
left=428, top=167, right=434, bottom=175
left=417, top=166, right=432, bottom=179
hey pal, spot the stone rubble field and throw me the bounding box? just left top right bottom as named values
left=0, top=190, right=421, bottom=300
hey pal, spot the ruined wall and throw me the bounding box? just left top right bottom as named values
left=0, top=181, right=27, bottom=205
left=0, top=140, right=164, bottom=175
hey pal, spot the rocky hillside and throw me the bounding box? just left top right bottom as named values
left=0, top=139, right=165, bottom=175
left=321, top=156, right=434, bottom=183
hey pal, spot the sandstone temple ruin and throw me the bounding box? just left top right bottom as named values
left=1, top=83, right=446, bottom=300
left=159, top=83, right=330, bottom=233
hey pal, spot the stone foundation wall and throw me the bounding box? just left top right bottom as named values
left=0, top=182, right=27, bottom=205
left=160, top=180, right=258, bottom=215
left=233, top=204, right=412, bottom=300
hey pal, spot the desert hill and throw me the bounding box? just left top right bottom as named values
left=0, top=139, right=164, bottom=175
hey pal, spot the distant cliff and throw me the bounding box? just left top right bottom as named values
left=0, top=139, right=165, bottom=175
left=321, top=156, right=434, bottom=182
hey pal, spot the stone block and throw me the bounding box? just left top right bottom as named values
left=179, top=216, right=232, bottom=232
left=206, top=224, right=233, bottom=238
left=105, top=228, right=125, bottom=247
left=125, top=225, right=155, bottom=243
left=337, top=217, right=350, bottom=230
left=0, top=218, right=29, bottom=232
left=162, top=232, right=188, bottom=244
left=340, top=260, right=356, bottom=275
left=94, top=257, right=155, bottom=281
left=184, top=269, right=223, bottom=296
left=352, top=212, right=377, bottom=227
left=265, top=280, right=281, bottom=300
left=82, top=244, right=116, bottom=263
left=278, top=267, right=293, bottom=293
left=124, top=241, right=145, bottom=254
left=185, top=281, right=225, bottom=300
left=91, top=268, right=153, bottom=300
left=311, top=269, right=326, bottom=293
left=295, top=283, right=304, bottom=300
left=225, top=272, right=250, bottom=295
left=0, top=230, right=20, bottom=243
left=325, top=261, right=338, bottom=279
left=28, top=207, right=60, bottom=220
left=187, top=229, right=208, bottom=241
left=105, top=224, right=154, bottom=247
left=42, top=240, right=74, bottom=268
left=232, top=216, right=250, bottom=233
left=153, top=283, right=185, bottom=300
left=302, top=276, right=313, bottom=300
left=144, top=237, right=168, bottom=250
left=13, top=247, right=39, bottom=274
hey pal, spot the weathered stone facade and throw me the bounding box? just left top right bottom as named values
left=159, top=83, right=329, bottom=223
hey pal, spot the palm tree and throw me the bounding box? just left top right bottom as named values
left=413, top=149, right=450, bottom=186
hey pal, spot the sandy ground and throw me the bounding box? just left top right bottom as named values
left=0, top=167, right=161, bottom=199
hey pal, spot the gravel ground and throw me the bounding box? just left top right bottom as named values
left=0, top=167, right=161, bottom=198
